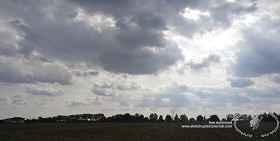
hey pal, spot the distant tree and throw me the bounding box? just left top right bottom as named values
left=149, top=113, right=158, bottom=122
left=261, top=112, right=275, bottom=122
left=158, top=115, right=164, bottom=122
left=139, top=114, right=144, bottom=122
left=180, top=114, right=188, bottom=122
left=144, top=117, right=149, bottom=122
left=135, top=113, right=140, bottom=122
left=107, top=117, right=114, bottom=122
left=165, top=115, right=173, bottom=122
left=197, top=115, right=203, bottom=122
left=209, top=115, right=220, bottom=122
left=174, top=114, right=179, bottom=122
left=222, top=118, right=226, bottom=121
left=123, top=113, right=131, bottom=122
left=38, top=116, right=43, bottom=122
left=239, top=114, right=249, bottom=121
left=226, top=114, right=234, bottom=121
left=100, top=114, right=106, bottom=122
left=189, top=118, right=195, bottom=122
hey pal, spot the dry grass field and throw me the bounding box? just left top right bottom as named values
left=0, top=123, right=279, bottom=141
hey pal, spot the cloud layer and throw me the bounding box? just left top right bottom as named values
left=1, top=0, right=280, bottom=119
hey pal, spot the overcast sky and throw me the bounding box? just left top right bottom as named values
left=1, top=0, right=280, bottom=119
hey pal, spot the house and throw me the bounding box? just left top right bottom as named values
left=4, top=117, right=25, bottom=124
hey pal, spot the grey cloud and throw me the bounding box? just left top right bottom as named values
left=92, top=87, right=116, bottom=96
left=188, top=53, right=220, bottom=71
left=231, top=25, right=280, bottom=77
left=162, top=0, right=258, bottom=37
left=12, top=95, right=28, bottom=105
left=116, top=82, right=141, bottom=91
left=209, top=1, right=258, bottom=27
left=93, top=82, right=114, bottom=89
left=1, top=0, right=258, bottom=75
left=136, top=92, right=191, bottom=108
left=32, top=99, right=49, bottom=105
left=189, top=86, right=253, bottom=106
left=0, top=58, right=34, bottom=83
left=0, top=96, right=9, bottom=105
left=92, top=81, right=142, bottom=96
left=69, top=0, right=136, bottom=19
left=229, top=78, right=254, bottom=88
left=0, top=22, right=18, bottom=57
left=100, top=44, right=183, bottom=74
left=0, top=0, right=183, bottom=75
left=27, top=66, right=72, bottom=85
left=67, top=97, right=101, bottom=107
left=273, top=75, right=280, bottom=84
left=74, top=70, right=99, bottom=77
left=244, top=87, right=280, bottom=98
left=136, top=84, right=196, bottom=108
left=26, top=86, right=64, bottom=96
left=0, top=56, right=73, bottom=85
left=132, top=12, right=166, bottom=30
left=93, top=81, right=142, bottom=92
left=68, top=100, right=88, bottom=107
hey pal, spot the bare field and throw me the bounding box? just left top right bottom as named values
left=0, top=123, right=279, bottom=141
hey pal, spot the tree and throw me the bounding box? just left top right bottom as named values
left=123, top=113, right=131, bottom=122
left=189, top=118, right=195, bottom=122
left=209, top=115, right=220, bottom=122
left=135, top=113, right=140, bottom=122
left=139, top=114, right=144, bottom=122
left=100, top=114, right=106, bottom=122
left=165, top=115, right=173, bottom=122
left=239, top=114, right=248, bottom=121
left=226, top=114, right=234, bottom=121
left=149, top=113, right=158, bottom=122
left=180, top=114, right=188, bottom=122
left=174, top=114, right=179, bottom=122
left=197, top=115, right=203, bottom=122
left=158, top=115, right=164, bottom=122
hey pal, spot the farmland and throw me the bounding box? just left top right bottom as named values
left=0, top=123, right=279, bottom=141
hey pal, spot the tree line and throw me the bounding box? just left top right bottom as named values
left=1, top=112, right=279, bottom=123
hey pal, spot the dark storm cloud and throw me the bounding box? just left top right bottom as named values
left=0, top=0, right=185, bottom=75
left=0, top=0, right=261, bottom=77
left=229, top=78, right=254, bottom=88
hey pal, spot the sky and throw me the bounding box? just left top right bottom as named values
left=0, top=0, right=280, bottom=119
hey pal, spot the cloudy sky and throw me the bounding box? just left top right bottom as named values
left=1, top=0, right=280, bottom=119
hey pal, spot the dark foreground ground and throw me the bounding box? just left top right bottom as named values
left=0, top=123, right=279, bottom=141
